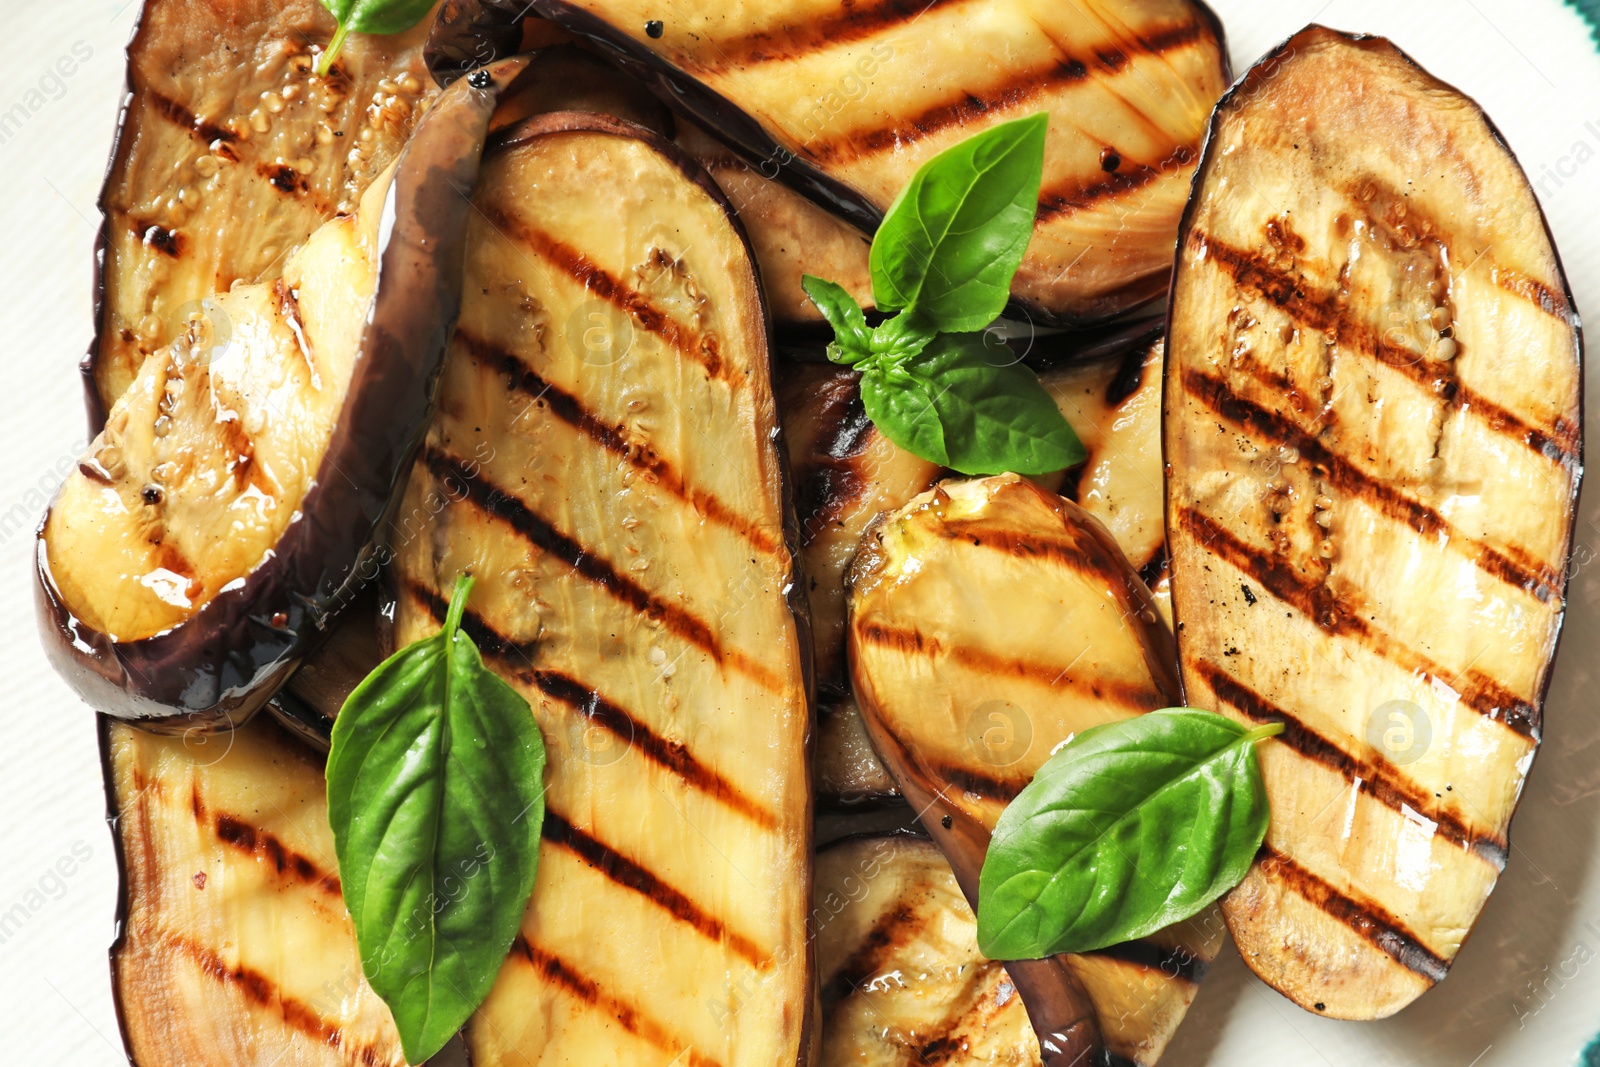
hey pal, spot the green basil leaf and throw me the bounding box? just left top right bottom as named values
left=869, top=113, right=1048, bottom=333
left=977, top=709, right=1281, bottom=961
left=327, top=576, right=546, bottom=1063
left=317, top=0, right=436, bottom=74
left=869, top=310, right=937, bottom=365
left=802, top=274, right=873, bottom=365
left=863, top=332, right=1083, bottom=476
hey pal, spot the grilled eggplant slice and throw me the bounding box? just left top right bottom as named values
left=37, top=61, right=524, bottom=728
left=387, top=112, right=814, bottom=1066
left=90, top=0, right=439, bottom=420
left=105, top=714, right=406, bottom=1066
left=429, top=0, right=1229, bottom=324
left=1165, top=26, right=1583, bottom=1019
left=817, top=833, right=1223, bottom=1067
left=847, top=474, right=1216, bottom=1065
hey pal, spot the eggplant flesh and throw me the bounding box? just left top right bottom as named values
left=510, top=0, right=1228, bottom=325
left=387, top=112, right=814, bottom=1066
left=91, top=0, right=438, bottom=420
left=104, top=715, right=406, bottom=1066
left=847, top=475, right=1212, bottom=1065
left=37, top=61, right=522, bottom=728
left=1164, top=26, right=1582, bottom=1019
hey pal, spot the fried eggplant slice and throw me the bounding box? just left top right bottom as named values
left=428, top=0, right=1229, bottom=324
left=1164, top=26, right=1583, bottom=1019
left=388, top=112, right=814, bottom=1066
left=90, top=0, right=439, bottom=420
left=105, top=715, right=406, bottom=1066
left=37, top=61, right=524, bottom=728
left=847, top=474, right=1215, bottom=1065
left=817, top=833, right=1224, bottom=1067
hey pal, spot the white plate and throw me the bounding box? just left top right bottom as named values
left=0, top=1, right=1596, bottom=1064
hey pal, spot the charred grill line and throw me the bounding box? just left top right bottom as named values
left=144, top=88, right=239, bottom=146
left=404, top=578, right=782, bottom=830
left=1036, top=144, right=1194, bottom=222
left=542, top=809, right=768, bottom=966
left=791, top=383, right=874, bottom=546
left=1085, top=938, right=1206, bottom=984
left=210, top=812, right=345, bottom=896
left=1182, top=366, right=1562, bottom=599
left=694, top=0, right=971, bottom=71
left=455, top=328, right=780, bottom=554
left=906, top=961, right=1006, bottom=1067
left=159, top=930, right=391, bottom=1064
left=513, top=936, right=722, bottom=1067
left=1194, top=658, right=1509, bottom=868
left=855, top=621, right=1165, bottom=711
left=1256, top=845, right=1451, bottom=983
left=938, top=519, right=1138, bottom=588
left=480, top=203, right=726, bottom=378
left=819, top=901, right=931, bottom=1008
left=126, top=215, right=185, bottom=259
left=1196, top=232, right=1579, bottom=463
left=1175, top=506, right=1540, bottom=737
left=423, top=447, right=786, bottom=693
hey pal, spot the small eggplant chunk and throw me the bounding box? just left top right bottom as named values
left=104, top=714, right=405, bottom=1067
left=438, top=0, right=1228, bottom=325
left=90, top=0, right=438, bottom=422
left=847, top=474, right=1210, bottom=1066
left=37, top=59, right=529, bottom=730
left=387, top=112, right=814, bottom=1066
left=1165, top=27, right=1582, bottom=1019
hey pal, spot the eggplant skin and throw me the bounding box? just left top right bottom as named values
left=36, top=59, right=527, bottom=730
left=429, top=0, right=1229, bottom=325
left=88, top=0, right=439, bottom=424
left=386, top=111, right=814, bottom=1066
left=1164, top=26, right=1582, bottom=1019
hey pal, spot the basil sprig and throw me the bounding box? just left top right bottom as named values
left=316, top=0, right=436, bottom=75
left=802, top=112, right=1084, bottom=476
left=977, top=709, right=1282, bottom=960
left=327, top=576, right=547, bottom=1063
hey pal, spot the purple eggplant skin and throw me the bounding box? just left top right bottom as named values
left=426, top=0, right=529, bottom=86
left=36, top=57, right=531, bottom=733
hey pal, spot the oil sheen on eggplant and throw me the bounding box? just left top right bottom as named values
left=104, top=715, right=407, bottom=1066
left=90, top=0, right=439, bottom=420
left=816, top=832, right=1224, bottom=1067
left=37, top=61, right=524, bottom=728
left=387, top=112, right=814, bottom=1066
left=484, top=0, right=1230, bottom=325
left=847, top=475, right=1216, bottom=1066
left=784, top=340, right=1168, bottom=806
left=1164, top=27, right=1583, bottom=1020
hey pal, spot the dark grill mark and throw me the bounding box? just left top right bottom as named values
left=911, top=961, right=1004, bottom=1066
left=144, top=89, right=238, bottom=145
left=820, top=902, right=930, bottom=1007
left=691, top=0, right=970, bottom=70
left=789, top=376, right=879, bottom=546
left=854, top=621, right=1164, bottom=711
left=1175, top=506, right=1540, bottom=737
left=923, top=758, right=1028, bottom=803
left=211, top=812, right=342, bottom=896
left=164, top=931, right=393, bottom=1064
left=455, top=329, right=779, bottom=555
left=257, top=162, right=307, bottom=196
left=514, top=937, right=721, bottom=1067
left=1194, top=658, right=1508, bottom=868
left=1037, top=145, right=1193, bottom=222
left=798, top=21, right=1207, bottom=166
left=938, top=519, right=1131, bottom=589
left=405, top=580, right=779, bottom=831
left=423, top=448, right=787, bottom=694
left=1257, top=845, right=1451, bottom=983
left=1085, top=938, right=1206, bottom=984
left=1196, top=232, right=1579, bottom=463
left=481, top=204, right=726, bottom=379
left=543, top=810, right=766, bottom=965
left=1181, top=367, right=1562, bottom=600
left=130, top=217, right=183, bottom=258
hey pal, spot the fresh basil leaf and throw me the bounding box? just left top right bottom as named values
left=869, top=113, right=1048, bottom=333
left=862, top=332, right=1083, bottom=476
left=977, top=709, right=1281, bottom=961
left=802, top=275, right=873, bottom=365
left=869, top=310, right=937, bottom=365
left=327, top=576, right=546, bottom=1063
left=317, top=0, right=436, bottom=74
